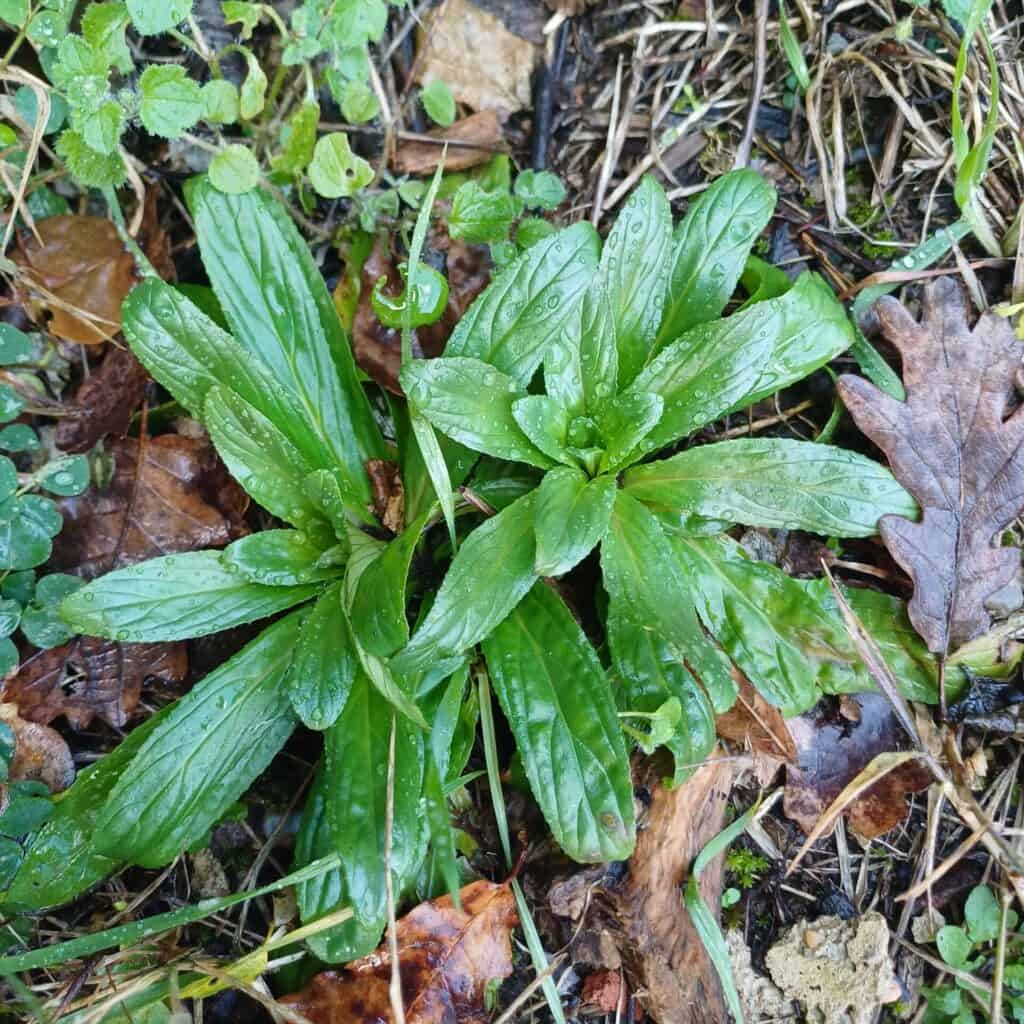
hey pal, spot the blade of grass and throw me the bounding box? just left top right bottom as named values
left=777, top=0, right=809, bottom=93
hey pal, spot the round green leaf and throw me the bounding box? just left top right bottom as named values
left=420, top=79, right=455, bottom=127
left=936, top=925, right=972, bottom=968
left=0, top=597, right=21, bottom=637
left=0, top=323, right=34, bottom=365
left=0, top=637, right=16, bottom=678
left=209, top=144, right=260, bottom=195
left=0, top=0, right=29, bottom=29
left=2, top=570, right=34, bottom=605
left=139, top=65, right=202, bottom=139
left=965, top=885, right=1001, bottom=944
left=340, top=79, right=379, bottom=124
left=201, top=79, right=240, bottom=125
left=0, top=457, right=16, bottom=502
left=13, top=84, right=67, bottom=134
left=308, top=132, right=372, bottom=198
left=0, top=424, right=39, bottom=452
left=0, top=495, right=63, bottom=570
left=127, top=0, right=191, bottom=35
left=516, top=216, right=556, bottom=249
left=39, top=456, right=90, bottom=497
left=514, top=169, right=567, bottom=211
left=0, top=386, right=24, bottom=425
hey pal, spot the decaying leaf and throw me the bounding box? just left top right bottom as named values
left=0, top=702, right=74, bottom=792
left=366, top=458, right=405, bottom=534
left=784, top=693, right=931, bottom=840
left=716, top=671, right=798, bottom=763
left=49, top=435, right=248, bottom=578
left=394, top=112, right=506, bottom=176
left=281, top=880, right=518, bottom=1024
left=15, top=216, right=138, bottom=344
left=55, top=345, right=150, bottom=454
left=2, top=637, right=187, bottom=729
left=839, top=278, right=1024, bottom=655
left=417, top=0, right=537, bottom=114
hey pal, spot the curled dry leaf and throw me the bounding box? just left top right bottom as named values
left=281, top=880, right=518, bottom=1024
left=784, top=693, right=931, bottom=840
left=394, top=112, right=506, bottom=176
left=0, top=702, right=74, bottom=792
left=2, top=637, right=187, bottom=729
left=49, top=435, right=248, bottom=578
left=839, top=278, right=1024, bottom=655
left=14, top=216, right=138, bottom=344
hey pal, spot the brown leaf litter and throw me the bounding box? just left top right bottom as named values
left=0, top=701, right=74, bottom=792
left=281, top=880, right=518, bottom=1024
left=840, top=277, right=1024, bottom=656
left=393, top=111, right=506, bottom=176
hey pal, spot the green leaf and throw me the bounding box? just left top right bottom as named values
left=309, top=131, right=373, bottom=198
left=340, top=80, right=378, bottom=124
left=657, top=169, right=776, bottom=349
left=515, top=217, right=556, bottom=249
left=201, top=80, right=240, bottom=125
left=482, top=583, right=635, bottom=862
left=50, top=35, right=108, bottom=99
left=221, top=530, right=341, bottom=586
left=0, top=458, right=14, bottom=503
left=238, top=46, right=267, bottom=119
left=514, top=170, right=566, bottom=211
left=2, top=570, right=34, bottom=605
left=0, top=386, right=23, bottom=424
left=510, top=395, right=573, bottom=467
left=449, top=181, right=516, bottom=244
left=420, top=79, right=455, bottom=127
left=271, top=101, right=319, bottom=175
left=623, top=438, right=918, bottom=538
left=628, top=272, right=855, bottom=461
left=446, top=222, right=600, bottom=388
left=324, top=674, right=424, bottom=925
left=597, top=390, right=663, bottom=471
left=401, top=357, right=553, bottom=468
left=293, top=763, right=385, bottom=962
left=0, top=596, right=20, bottom=636
left=38, top=455, right=90, bottom=497
left=92, top=611, right=300, bottom=867
left=82, top=1, right=132, bottom=72
left=78, top=99, right=124, bottom=155
left=286, top=582, right=357, bottom=730
left=392, top=491, right=538, bottom=674
left=0, top=0, right=28, bottom=28
left=187, top=178, right=385, bottom=502
left=937, top=925, right=972, bottom=969
left=60, top=550, right=321, bottom=642
left=208, top=143, right=259, bottom=193
left=127, top=0, right=190, bottom=33
left=327, top=0, right=387, bottom=48
left=0, top=495, right=63, bottom=571
left=56, top=129, right=126, bottom=187
left=533, top=467, right=615, bottom=576
left=5, top=706, right=170, bottom=911
left=139, top=65, right=202, bottom=139
left=221, top=0, right=261, bottom=39
left=740, top=254, right=792, bottom=306
left=602, top=491, right=736, bottom=712
left=777, top=0, right=810, bottom=92
left=21, top=574, right=83, bottom=649
left=599, top=175, right=672, bottom=386
left=964, top=885, right=1001, bottom=944
left=0, top=323, right=34, bottom=365
left=553, top=282, right=617, bottom=417
left=349, top=512, right=429, bottom=658
left=0, top=423, right=40, bottom=452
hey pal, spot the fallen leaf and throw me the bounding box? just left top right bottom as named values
left=0, top=702, right=74, bottom=792
left=394, top=112, right=506, bottom=176
left=417, top=0, right=537, bottom=114
left=581, top=970, right=638, bottom=1016
left=366, top=458, right=405, bottom=534
left=2, top=637, right=187, bottom=729
left=55, top=345, right=150, bottom=453
left=716, top=671, right=798, bottom=762
left=839, top=278, right=1024, bottom=655
left=49, top=435, right=248, bottom=578
left=281, top=879, right=519, bottom=1024
left=783, top=693, right=931, bottom=840
left=15, top=216, right=138, bottom=344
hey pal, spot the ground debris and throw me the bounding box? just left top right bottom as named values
left=394, top=112, right=506, bottom=176
left=725, top=930, right=793, bottom=1023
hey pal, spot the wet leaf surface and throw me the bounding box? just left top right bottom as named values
left=281, top=879, right=518, bottom=1024
left=0, top=702, right=74, bottom=792
left=15, top=216, right=138, bottom=344
left=839, top=278, right=1024, bottom=654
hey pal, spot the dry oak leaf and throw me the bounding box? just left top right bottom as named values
left=15, top=215, right=137, bottom=344
left=281, top=880, right=518, bottom=1024
left=0, top=702, right=74, bottom=792
left=49, top=435, right=248, bottom=579
left=393, top=112, right=506, bottom=176
left=839, top=278, right=1024, bottom=655
left=2, top=637, right=187, bottom=729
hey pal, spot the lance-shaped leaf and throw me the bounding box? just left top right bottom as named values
left=511, top=395, right=573, bottom=466
left=482, top=583, right=635, bottom=862
left=656, top=169, right=776, bottom=349
left=324, top=675, right=424, bottom=926
left=602, top=491, right=736, bottom=712
left=597, top=390, right=663, bottom=471
left=61, top=551, right=321, bottom=642
left=221, top=529, right=343, bottom=586
left=445, top=221, right=600, bottom=387
left=92, top=611, right=302, bottom=867
left=400, top=357, right=553, bottom=469
left=628, top=273, right=854, bottom=462
left=187, top=178, right=384, bottom=503
left=623, top=438, right=917, bottom=538
left=392, top=492, right=539, bottom=675
left=599, top=175, right=672, bottom=386
left=287, top=582, right=358, bottom=730
left=839, top=278, right=1024, bottom=654
left=534, top=467, right=616, bottom=576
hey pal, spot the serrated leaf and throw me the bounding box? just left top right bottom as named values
left=392, top=491, right=538, bottom=674
left=61, top=550, right=321, bottom=642
left=309, top=131, right=373, bottom=198
left=445, top=222, right=600, bottom=388
left=221, top=529, right=341, bottom=586
left=623, top=438, right=918, bottom=538
left=78, top=99, right=124, bottom=155
left=139, top=65, right=201, bottom=139
left=127, top=0, right=190, bottom=33
left=420, top=79, right=455, bottom=127
left=208, top=143, right=259, bottom=193
left=287, top=582, right=357, bottom=730
left=449, top=181, right=516, bottom=244
left=599, top=175, right=672, bottom=386
left=401, top=357, right=553, bottom=469
left=92, top=610, right=300, bottom=867
left=533, top=467, right=615, bottom=576
left=514, top=170, right=566, bottom=211
left=82, top=1, right=132, bottom=72
left=482, top=582, right=635, bottom=862
left=56, top=129, right=126, bottom=187
left=627, top=272, right=855, bottom=461
left=656, top=169, right=776, bottom=349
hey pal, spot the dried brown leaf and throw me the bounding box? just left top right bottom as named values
left=2, top=637, right=187, bottom=729
left=394, top=112, right=506, bottom=176
left=716, top=670, right=798, bottom=762
left=281, top=880, right=518, bottom=1024
left=0, top=702, right=74, bottom=792
left=839, top=278, right=1024, bottom=654
left=49, top=435, right=248, bottom=578
left=366, top=458, right=405, bottom=534
left=15, top=216, right=137, bottom=344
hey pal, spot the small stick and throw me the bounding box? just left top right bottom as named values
left=733, top=0, right=768, bottom=168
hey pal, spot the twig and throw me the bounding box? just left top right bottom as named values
left=734, top=0, right=769, bottom=167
